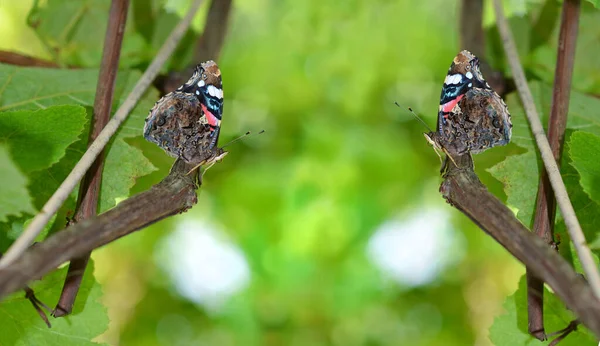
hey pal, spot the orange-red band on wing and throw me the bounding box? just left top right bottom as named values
left=201, top=103, right=220, bottom=130
left=441, top=93, right=464, bottom=114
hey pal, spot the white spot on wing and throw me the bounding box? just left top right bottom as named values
left=444, top=73, right=462, bottom=85
left=207, top=85, right=223, bottom=99
left=195, top=90, right=200, bottom=95
left=465, top=71, right=473, bottom=79
left=197, top=80, right=205, bottom=87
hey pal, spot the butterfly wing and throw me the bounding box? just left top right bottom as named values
left=144, top=60, right=226, bottom=165
left=433, top=50, right=511, bottom=155
left=178, top=61, right=224, bottom=150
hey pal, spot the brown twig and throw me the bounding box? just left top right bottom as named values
left=159, top=0, right=233, bottom=93
left=24, top=286, right=52, bottom=328
left=547, top=319, right=580, bottom=346
left=526, top=0, right=581, bottom=340
left=0, top=159, right=199, bottom=298
left=1, top=251, right=52, bottom=326
left=440, top=154, right=600, bottom=337
left=0, top=51, right=58, bottom=68
left=52, top=0, right=130, bottom=318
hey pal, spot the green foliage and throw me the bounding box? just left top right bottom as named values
left=488, top=82, right=600, bottom=243
left=488, top=43, right=600, bottom=346
left=585, top=0, right=600, bottom=9
left=28, top=0, right=201, bottom=69
left=569, top=131, right=600, bottom=205
left=0, top=63, right=158, bottom=218
left=0, top=106, right=87, bottom=173
left=2, top=0, right=600, bottom=345
left=0, top=64, right=157, bottom=342
left=0, top=104, right=86, bottom=222
left=488, top=0, right=600, bottom=94
left=490, top=276, right=596, bottom=345
left=488, top=152, right=538, bottom=227
left=489, top=81, right=600, bottom=344
left=0, top=260, right=108, bottom=345
left=0, top=144, right=36, bottom=221
left=28, top=0, right=145, bottom=67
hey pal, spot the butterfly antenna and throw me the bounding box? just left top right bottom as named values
left=222, top=130, right=266, bottom=148
left=394, top=102, right=434, bottom=133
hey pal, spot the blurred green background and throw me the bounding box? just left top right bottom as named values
left=0, top=0, right=542, bottom=345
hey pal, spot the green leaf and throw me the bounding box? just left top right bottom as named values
left=503, top=82, right=600, bottom=152
left=0, top=105, right=87, bottom=173
left=27, top=0, right=147, bottom=68
left=528, top=2, right=600, bottom=93
left=0, top=144, right=36, bottom=222
left=0, top=260, right=109, bottom=345
left=488, top=151, right=539, bottom=227
left=27, top=0, right=199, bottom=70
left=100, top=138, right=156, bottom=212
left=0, top=63, right=157, bottom=228
left=489, top=82, right=600, bottom=240
left=585, top=0, right=599, bottom=9
left=490, top=275, right=596, bottom=346
left=569, top=131, right=600, bottom=205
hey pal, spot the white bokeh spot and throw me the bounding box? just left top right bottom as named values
left=367, top=208, right=463, bottom=287
left=155, top=219, right=250, bottom=312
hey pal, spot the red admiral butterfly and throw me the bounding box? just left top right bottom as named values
left=425, top=50, right=512, bottom=163
left=144, top=60, right=227, bottom=167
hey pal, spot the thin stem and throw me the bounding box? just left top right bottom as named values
left=459, top=0, right=484, bottom=57
left=0, top=159, right=199, bottom=297
left=526, top=0, right=581, bottom=339
left=53, top=0, right=130, bottom=317
left=439, top=153, right=600, bottom=337
left=491, top=0, right=600, bottom=299
left=194, top=0, right=232, bottom=62
left=0, top=0, right=205, bottom=269
left=0, top=51, right=58, bottom=68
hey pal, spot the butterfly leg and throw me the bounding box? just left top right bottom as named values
left=186, top=160, right=208, bottom=176
left=201, top=161, right=217, bottom=180
left=443, top=148, right=458, bottom=168
left=439, top=155, right=448, bottom=175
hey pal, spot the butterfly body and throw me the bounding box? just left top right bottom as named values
left=427, top=50, right=511, bottom=157
left=144, top=60, right=226, bottom=166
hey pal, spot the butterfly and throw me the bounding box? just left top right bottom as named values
left=425, top=50, right=512, bottom=163
left=144, top=60, right=227, bottom=168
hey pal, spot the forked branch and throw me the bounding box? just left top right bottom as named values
left=0, top=0, right=206, bottom=269
left=491, top=0, right=600, bottom=298
left=54, top=0, right=130, bottom=317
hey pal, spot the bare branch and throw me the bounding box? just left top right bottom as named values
left=53, top=0, right=130, bottom=317
left=491, top=0, right=600, bottom=298
left=0, top=159, right=199, bottom=297
left=0, top=0, right=205, bottom=269
left=440, top=153, right=600, bottom=337
left=527, top=0, right=581, bottom=339
left=0, top=51, right=58, bottom=68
